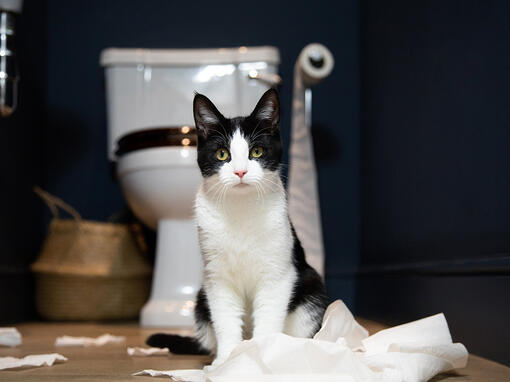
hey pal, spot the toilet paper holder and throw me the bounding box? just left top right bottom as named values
left=248, top=70, right=282, bottom=86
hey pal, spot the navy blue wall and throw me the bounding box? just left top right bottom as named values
left=358, top=0, right=510, bottom=366
left=0, top=0, right=46, bottom=322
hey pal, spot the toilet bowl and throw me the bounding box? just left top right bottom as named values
left=101, top=47, right=280, bottom=327
left=116, top=127, right=201, bottom=327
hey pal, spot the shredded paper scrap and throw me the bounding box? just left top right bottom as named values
left=134, top=300, right=468, bottom=382
left=0, top=328, right=22, bottom=347
left=128, top=347, right=170, bottom=356
left=0, top=353, right=67, bottom=371
left=55, top=333, right=125, bottom=347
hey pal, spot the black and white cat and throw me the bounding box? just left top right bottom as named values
left=147, top=89, right=328, bottom=364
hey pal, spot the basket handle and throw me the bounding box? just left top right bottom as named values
left=34, top=186, right=82, bottom=222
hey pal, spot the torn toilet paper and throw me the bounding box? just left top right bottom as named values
left=128, top=347, right=170, bottom=356
left=0, top=328, right=22, bottom=347
left=0, top=353, right=67, bottom=371
left=134, top=300, right=468, bottom=382
left=55, top=333, right=125, bottom=347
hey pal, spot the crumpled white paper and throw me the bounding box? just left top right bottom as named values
left=128, top=347, right=170, bottom=356
left=133, top=300, right=468, bottom=382
left=0, top=353, right=67, bottom=371
left=0, top=328, right=22, bottom=347
left=55, top=333, right=125, bottom=347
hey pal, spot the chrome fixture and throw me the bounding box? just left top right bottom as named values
left=248, top=69, right=282, bottom=87
left=0, top=9, right=19, bottom=117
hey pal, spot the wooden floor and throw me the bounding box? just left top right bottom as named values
left=0, top=320, right=509, bottom=381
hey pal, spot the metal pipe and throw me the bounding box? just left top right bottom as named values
left=0, top=10, right=19, bottom=117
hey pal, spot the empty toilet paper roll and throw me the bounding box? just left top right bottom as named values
left=288, top=44, right=334, bottom=277
left=298, top=43, right=335, bottom=87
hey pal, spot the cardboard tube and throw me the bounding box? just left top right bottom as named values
left=298, top=43, right=334, bottom=87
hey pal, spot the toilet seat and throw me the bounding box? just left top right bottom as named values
left=117, top=146, right=198, bottom=177
left=116, top=127, right=198, bottom=176
left=116, top=127, right=197, bottom=156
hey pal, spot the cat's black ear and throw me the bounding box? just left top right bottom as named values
left=250, top=88, right=280, bottom=131
left=193, top=93, right=224, bottom=137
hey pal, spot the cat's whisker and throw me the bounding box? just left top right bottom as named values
left=258, top=183, right=269, bottom=203
left=214, top=184, right=225, bottom=212
left=255, top=183, right=263, bottom=203
left=207, top=179, right=224, bottom=195
left=250, top=128, right=272, bottom=140
left=248, top=119, right=265, bottom=140
left=265, top=180, right=278, bottom=194
left=250, top=125, right=272, bottom=135
left=261, top=175, right=284, bottom=193
left=211, top=182, right=227, bottom=205
left=249, top=128, right=274, bottom=143
left=207, top=185, right=222, bottom=196
left=220, top=184, right=230, bottom=213
left=216, top=121, right=232, bottom=146
left=218, top=182, right=231, bottom=207
left=205, top=180, right=223, bottom=196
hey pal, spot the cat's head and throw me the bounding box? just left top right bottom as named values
left=193, top=89, right=282, bottom=193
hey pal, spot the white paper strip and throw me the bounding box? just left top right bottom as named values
left=288, top=62, right=325, bottom=277
left=133, top=369, right=205, bottom=381
left=128, top=347, right=170, bottom=356
left=55, top=333, right=125, bottom=347
left=133, top=300, right=468, bottom=382
left=0, top=327, right=22, bottom=347
left=287, top=44, right=335, bottom=278
left=0, top=353, right=67, bottom=371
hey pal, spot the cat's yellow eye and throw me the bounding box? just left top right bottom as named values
left=251, top=147, right=263, bottom=158
left=216, top=148, right=230, bottom=161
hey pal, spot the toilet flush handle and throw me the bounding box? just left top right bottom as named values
left=248, top=70, right=282, bottom=87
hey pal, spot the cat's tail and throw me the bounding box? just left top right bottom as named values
left=146, top=333, right=209, bottom=355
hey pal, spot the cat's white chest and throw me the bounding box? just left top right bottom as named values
left=195, top=187, right=293, bottom=292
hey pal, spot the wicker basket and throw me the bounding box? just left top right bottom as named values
left=31, top=187, right=152, bottom=321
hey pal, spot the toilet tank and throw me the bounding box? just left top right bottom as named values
left=100, top=46, right=280, bottom=160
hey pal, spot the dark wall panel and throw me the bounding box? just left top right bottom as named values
left=359, top=0, right=510, bottom=365
left=0, top=0, right=46, bottom=323
left=360, top=0, right=510, bottom=266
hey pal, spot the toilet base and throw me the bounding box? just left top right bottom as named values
left=140, top=218, right=203, bottom=328
left=140, top=299, right=195, bottom=327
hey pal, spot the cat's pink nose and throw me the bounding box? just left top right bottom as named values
left=234, top=170, right=247, bottom=178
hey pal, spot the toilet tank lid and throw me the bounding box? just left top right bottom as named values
left=100, top=46, right=280, bottom=66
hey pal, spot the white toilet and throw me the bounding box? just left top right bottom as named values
left=100, top=47, right=280, bottom=327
